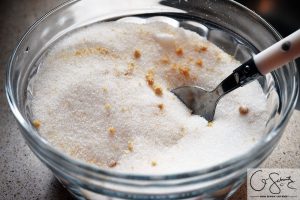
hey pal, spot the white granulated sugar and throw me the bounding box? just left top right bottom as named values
left=32, top=21, right=268, bottom=174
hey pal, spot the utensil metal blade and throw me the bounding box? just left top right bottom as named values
left=171, top=86, right=219, bottom=122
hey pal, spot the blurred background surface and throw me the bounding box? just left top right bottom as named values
left=237, top=0, right=299, bottom=36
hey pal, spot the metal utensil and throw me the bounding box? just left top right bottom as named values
left=172, top=29, right=300, bottom=121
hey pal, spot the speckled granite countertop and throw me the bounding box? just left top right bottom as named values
left=0, top=1, right=299, bottom=199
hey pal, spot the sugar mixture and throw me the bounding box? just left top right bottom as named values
left=31, top=21, right=268, bottom=174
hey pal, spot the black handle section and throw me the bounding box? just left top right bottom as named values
left=220, top=58, right=262, bottom=95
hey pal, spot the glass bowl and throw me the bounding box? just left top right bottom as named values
left=5, top=0, right=299, bottom=199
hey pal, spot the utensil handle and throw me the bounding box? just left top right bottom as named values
left=214, top=30, right=300, bottom=100
left=254, top=29, right=300, bottom=75
left=219, top=59, right=261, bottom=95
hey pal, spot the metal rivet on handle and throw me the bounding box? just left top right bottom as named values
left=243, top=65, right=250, bottom=73
left=281, top=41, right=291, bottom=51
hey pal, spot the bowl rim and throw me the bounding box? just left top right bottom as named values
left=5, top=0, right=299, bottom=181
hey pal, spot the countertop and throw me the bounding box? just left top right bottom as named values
left=0, top=1, right=299, bottom=199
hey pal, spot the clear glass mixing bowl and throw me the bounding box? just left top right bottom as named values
left=5, top=0, right=299, bottom=199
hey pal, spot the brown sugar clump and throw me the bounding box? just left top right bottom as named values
left=102, top=87, right=108, bottom=93
left=108, top=127, right=116, bottom=136
left=196, top=59, right=203, bottom=67
left=239, top=106, right=249, bottom=115
left=175, top=47, right=184, bottom=56
left=32, top=119, right=41, bottom=129
left=95, top=47, right=109, bottom=55
left=88, top=158, right=99, bottom=164
left=125, top=62, right=135, bottom=75
left=194, top=46, right=208, bottom=53
left=153, top=85, right=163, bottom=96
left=75, top=50, right=82, bottom=57
left=179, top=127, right=187, bottom=137
left=104, top=103, right=111, bottom=110
left=145, top=70, right=154, bottom=86
left=158, top=103, right=164, bottom=110
left=151, top=161, right=157, bottom=167
left=108, top=160, right=117, bottom=168
left=160, top=56, right=170, bottom=64
left=179, top=66, right=190, bottom=78
left=171, top=63, right=179, bottom=71
left=145, top=70, right=163, bottom=96
left=75, top=47, right=110, bottom=57
left=74, top=48, right=89, bottom=57
left=200, top=46, right=207, bottom=52
left=133, top=49, right=141, bottom=59
left=207, top=121, right=213, bottom=127
left=128, top=141, right=133, bottom=152
left=216, top=54, right=222, bottom=62
left=147, top=77, right=154, bottom=86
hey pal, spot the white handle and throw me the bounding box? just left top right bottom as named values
left=254, top=29, right=300, bottom=75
